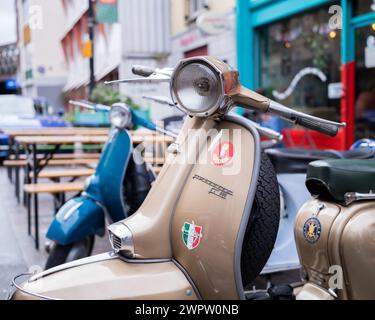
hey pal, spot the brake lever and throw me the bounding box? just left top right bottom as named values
left=248, top=120, right=283, bottom=142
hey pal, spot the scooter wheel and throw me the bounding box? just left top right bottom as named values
left=44, top=236, right=95, bottom=270
left=241, top=152, right=280, bottom=288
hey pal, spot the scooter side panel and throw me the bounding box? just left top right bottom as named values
left=86, top=129, right=132, bottom=222
left=13, top=257, right=197, bottom=300
left=46, top=197, right=105, bottom=246
left=123, top=117, right=215, bottom=258
left=330, top=202, right=375, bottom=300
left=295, top=200, right=375, bottom=300
left=170, top=120, right=256, bottom=300
left=294, top=199, right=341, bottom=288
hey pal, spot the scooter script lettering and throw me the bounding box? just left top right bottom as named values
left=135, top=305, right=170, bottom=318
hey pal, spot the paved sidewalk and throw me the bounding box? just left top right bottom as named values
left=0, top=167, right=111, bottom=299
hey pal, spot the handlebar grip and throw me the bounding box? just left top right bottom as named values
left=295, top=116, right=340, bottom=137
left=132, top=65, right=155, bottom=77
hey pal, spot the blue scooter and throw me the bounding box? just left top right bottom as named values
left=45, top=100, right=176, bottom=269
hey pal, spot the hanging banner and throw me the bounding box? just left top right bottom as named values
left=96, top=0, right=118, bottom=24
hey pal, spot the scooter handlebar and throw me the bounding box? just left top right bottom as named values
left=267, top=100, right=345, bottom=137
left=69, top=100, right=110, bottom=112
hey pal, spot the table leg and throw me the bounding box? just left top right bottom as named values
left=14, top=142, right=20, bottom=204
left=32, top=144, right=39, bottom=250
left=7, top=136, right=14, bottom=182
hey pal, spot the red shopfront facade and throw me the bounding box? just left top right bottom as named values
left=237, top=0, right=375, bottom=150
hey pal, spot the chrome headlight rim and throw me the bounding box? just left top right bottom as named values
left=170, top=57, right=227, bottom=118
left=109, top=103, right=132, bottom=129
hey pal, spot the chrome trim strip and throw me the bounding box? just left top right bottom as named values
left=11, top=273, right=60, bottom=301
left=117, top=255, right=171, bottom=264
left=63, top=202, right=83, bottom=222
left=29, top=252, right=118, bottom=282
left=345, top=192, right=375, bottom=205
left=225, top=115, right=262, bottom=301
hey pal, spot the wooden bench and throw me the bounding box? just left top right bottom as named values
left=4, top=158, right=97, bottom=206
left=9, top=153, right=101, bottom=160
left=24, top=181, right=86, bottom=249
left=30, top=168, right=95, bottom=179
left=24, top=182, right=85, bottom=194
left=3, top=160, right=27, bottom=167
left=4, top=158, right=98, bottom=167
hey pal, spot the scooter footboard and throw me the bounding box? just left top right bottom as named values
left=46, top=197, right=105, bottom=246
left=11, top=253, right=198, bottom=300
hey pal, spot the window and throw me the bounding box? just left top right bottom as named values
left=259, top=7, right=341, bottom=124
left=353, top=0, right=375, bottom=17
left=186, top=0, right=208, bottom=22
left=354, top=25, right=375, bottom=140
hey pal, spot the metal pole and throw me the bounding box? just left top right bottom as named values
left=88, top=0, right=96, bottom=96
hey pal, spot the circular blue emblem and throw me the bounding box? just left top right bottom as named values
left=303, top=217, right=322, bottom=244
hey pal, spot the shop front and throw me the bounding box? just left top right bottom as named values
left=237, top=0, right=375, bottom=149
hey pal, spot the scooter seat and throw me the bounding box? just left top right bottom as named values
left=266, top=148, right=375, bottom=174
left=306, top=159, right=375, bottom=203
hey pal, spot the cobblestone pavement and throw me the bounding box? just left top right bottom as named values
left=0, top=167, right=111, bottom=299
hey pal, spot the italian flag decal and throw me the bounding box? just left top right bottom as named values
left=182, top=222, right=203, bottom=250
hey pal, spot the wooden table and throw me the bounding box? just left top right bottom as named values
left=13, top=132, right=174, bottom=249
left=14, top=135, right=107, bottom=250
left=3, top=127, right=110, bottom=137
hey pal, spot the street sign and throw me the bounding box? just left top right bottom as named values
left=96, top=0, right=118, bottom=24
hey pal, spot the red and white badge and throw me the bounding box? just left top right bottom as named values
left=211, top=142, right=234, bottom=167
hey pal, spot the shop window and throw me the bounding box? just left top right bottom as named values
left=354, top=25, right=375, bottom=140
left=353, top=0, right=375, bottom=17
left=259, top=7, right=341, bottom=126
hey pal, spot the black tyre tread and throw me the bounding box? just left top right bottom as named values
left=241, top=152, right=280, bottom=287
left=45, top=236, right=95, bottom=270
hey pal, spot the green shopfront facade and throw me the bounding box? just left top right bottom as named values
left=237, top=0, right=375, bottom=149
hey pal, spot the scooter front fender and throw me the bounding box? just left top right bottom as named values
left=46, top=197, right=105, bottom=246
left=11, top=253, right=198, bottom=300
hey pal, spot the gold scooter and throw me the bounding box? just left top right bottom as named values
left=289, top=158, right=375, bottom=300
left=10, top=56, right=344, bottom=300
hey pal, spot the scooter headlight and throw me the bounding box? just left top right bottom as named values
left=171, top=57, right=238, bottom=117
left=109, top=103, right=132, bottom=129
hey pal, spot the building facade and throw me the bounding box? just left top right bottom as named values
left=170, top=0, right=236, bottom=66
left=237, top=0, right=375, bottom=150
left=117, top=0, right=172, bottom=121
left=16, top=0, right=67, bottom=110
left=61, top=0, right=121, bottom=103
left=119, top=0, right=236, bottom=121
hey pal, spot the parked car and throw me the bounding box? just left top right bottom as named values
left=0, top=95, right=68, bottom=159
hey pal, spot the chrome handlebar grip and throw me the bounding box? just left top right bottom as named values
left=268, top=100, right=345, bottom=137
left=132, top=65, right=156, bottom=77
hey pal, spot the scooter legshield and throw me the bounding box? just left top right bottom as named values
left=46, top=197, right=105, bottom=246
left=11, top=253, right=198, bottom=300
